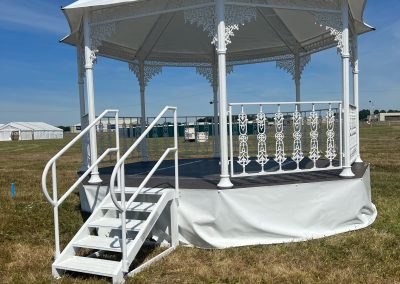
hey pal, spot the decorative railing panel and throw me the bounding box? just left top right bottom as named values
left=93, top=115, right=219, bottom=161
left=228, top=101, right=343, bottom=177
left=349, top=104, right=358, bottom=164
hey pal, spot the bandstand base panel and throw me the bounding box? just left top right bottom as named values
left=79, top=161, right=376, bottom=249
left=178, top=166, right=376, bottom=248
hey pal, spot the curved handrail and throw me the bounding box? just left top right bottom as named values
left=109, top=106, right=177, bottom=212
left=41, top=109, right=119, bottom=207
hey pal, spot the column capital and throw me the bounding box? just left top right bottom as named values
left=341, top=53, right=350, bottom=59
left=216, top=48, right=227, bottom=55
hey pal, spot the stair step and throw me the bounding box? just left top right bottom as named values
left=102, top=200, right=156, bottom=212
left=89, top=217, right=145, bottom=231
left=114, top=187, right=165, bottom=195
left=73, top=236, right=132, bottom=252
left=54, top=256, right=121, bottom=278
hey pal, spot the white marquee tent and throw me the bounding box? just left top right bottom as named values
left=0, top=122, right=63, bottom=141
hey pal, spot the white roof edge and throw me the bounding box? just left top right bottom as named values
left=0, top=122, right=63, bottom=131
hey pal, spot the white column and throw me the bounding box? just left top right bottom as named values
left=352, top=35, right=363, bottom=163
left=212, top=61, right=220, bottom=158
left=77, top=46, right=90, bottom=172
left=83, top=13, right=102, bottom=184
left=139, top=61, right=148, bottom=161
left=340, top=0, right=355, bottom=177
left=294, top=52, right=301, bottom=103
left=216, top=0, right=233, bottom=188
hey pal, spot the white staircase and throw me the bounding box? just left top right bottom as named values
left=52, top=187, right=177, bottom=283
left=42, top=107, right=179, bottom=283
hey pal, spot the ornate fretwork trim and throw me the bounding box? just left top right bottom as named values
left=195, top=65, right=234, bottom=86
left=350, top=34, right=358, bottom=71
left=276, top=54, right=311, bottom=80
left=128, top=62, right=162, bottom=87
left=184, top=5, right=257, bottom=45
left=90, top=22, right=116, bottom=51
left=228, top=0, right=339, bottom=11
left=90, top=0, right=213, bottom=24
left=312, top=12, right=343, bottom=54
left=78, top=46, right=86, bottom=79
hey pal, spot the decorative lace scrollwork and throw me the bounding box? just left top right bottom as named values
left=309, top=104, right=320, bottom=168
left=196, top=65, right=234, bottom=86
left=274, top=106, right=286, bottom=171
left=349, top=105, right=358, bottom=161
left=292, top=105, right=304, bottom=169
left=184, top=5, right=256, bottom=45
left=128, top=62, right=162, bottom=87
left=256, top=106, right=268, bottom=172
left=276, top=54, right=311, bottom=80
left=237, top=106, right=250, bottom=173
left=325, top=104, right=336, bottom=167
left=312, top=12, right=343, bottom=54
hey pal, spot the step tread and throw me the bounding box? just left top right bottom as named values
left=73, top=235, right=132, bottom=252
left=89, top=217, right=145, bottom=231
left=54, top=256, right=121, bottom=277
left=102, top=200, right=156, bottom=212
left=114, top=187, right=166, bottom=195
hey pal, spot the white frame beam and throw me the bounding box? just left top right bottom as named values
left=339, top=0, right=355, bottom=177
left=77, top=46, right=90, bottom=172
left=139, top=60, right=149, bottom=161
left=84, top=13, right=102, bottom=184
left=352, top=34, right=362, bottom=163
left=216, top=0, right=233, bottom=188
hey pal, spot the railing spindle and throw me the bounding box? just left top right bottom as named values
left=326, top=104, right=337, bottom=167
left=309, top=104, right=320, bottom=169
left=274, top=104, right=286, bottom=171
left=237, top=105, right=250, bottom=174
left=292, top=105, right=304, bottom=170
left=256, top=105, right=268, bottom=172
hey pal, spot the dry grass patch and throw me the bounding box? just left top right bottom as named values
left=0, top=125, right=400, bottom=283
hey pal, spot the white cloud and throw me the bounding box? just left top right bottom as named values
left=0, top=0, right=69, bottom=35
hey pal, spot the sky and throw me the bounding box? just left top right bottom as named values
left=0, top=0, right=399, bottom=126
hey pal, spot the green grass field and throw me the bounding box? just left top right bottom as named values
left=0, top=124, right=399, bottom=283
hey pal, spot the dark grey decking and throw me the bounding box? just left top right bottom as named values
left=81, top=158, right=368, bottom=190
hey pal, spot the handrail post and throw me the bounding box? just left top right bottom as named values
left=52, top=162, right=60, bottom=259
left=228, top=105, right=234, bottom=176
left=173, top=109, right=179, bottom=195
left=120, top=162, right=128, bottom=272
left=339, top=103, right=343, bottom=168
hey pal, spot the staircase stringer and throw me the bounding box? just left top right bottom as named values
left=125, top=188, right=176, bottom=271
left=52, top=194, right=115, bottom=271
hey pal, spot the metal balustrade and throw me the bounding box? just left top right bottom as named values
left=228, top=101, right=343, bottom=177
left=109, top=106, right=178, bottom=272
left=41, top=109, right=120, bottom=258
left=349, top=104, right=358, bottom=164
left=94, top=115, right=218, bottom=160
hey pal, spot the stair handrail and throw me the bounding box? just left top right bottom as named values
left=109, top=106, right=178, bottom=272
left=41, top=109, right=120, bottom=258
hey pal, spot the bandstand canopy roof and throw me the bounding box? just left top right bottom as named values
left=62, top=0, right=373, bottom=66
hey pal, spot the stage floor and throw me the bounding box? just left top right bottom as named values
left=84, top=158, right=368, bottom=189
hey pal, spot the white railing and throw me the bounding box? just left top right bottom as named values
left=349, top=104, right=358, bottom=164
left=41, top=109, right=120, bottom=258
left=109, top=106, right=178, bottom=272
left=228, top=101, right=343, bottom=177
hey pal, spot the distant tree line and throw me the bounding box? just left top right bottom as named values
left=359, top=109, right=400, bottom=120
